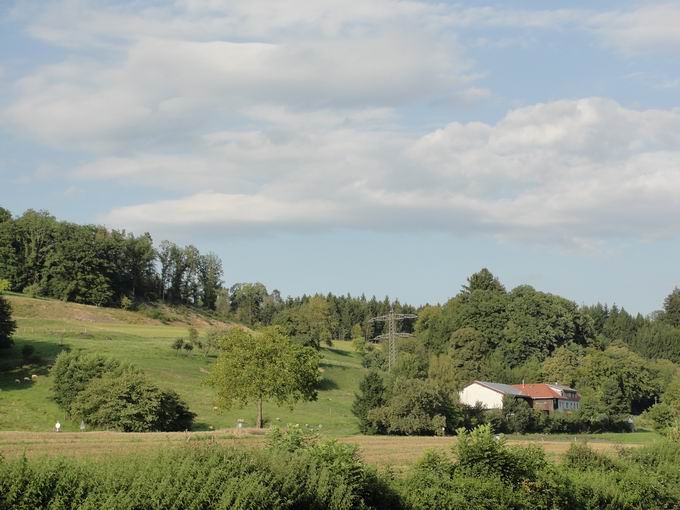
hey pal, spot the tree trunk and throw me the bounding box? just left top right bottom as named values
left=256, top=398, right=263, bottom=429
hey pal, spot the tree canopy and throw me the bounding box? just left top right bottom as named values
left=208, top=327, right=320, bottom=428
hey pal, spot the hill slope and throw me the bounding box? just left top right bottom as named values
left=0, top=295, right=366, bottom=434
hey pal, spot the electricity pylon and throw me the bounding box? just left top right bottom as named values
left=368, top=308, right=417, bottom=371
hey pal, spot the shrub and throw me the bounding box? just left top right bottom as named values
left=171, top=337, right=184, bottom=354
left=361, top=349, right=387, bottom=370
left=402, top=436, right=575, bottom=510
left=563, top=442, right=620, bottom=472
left=0, top=444, right=401, bottom=510
left=140, top=305, right=168, bottom=323
left=70, top=369, right=195, bottom=432
left=642, top=402, right=676, bottom=430
left=0, top=295, right=16, bottom=349
left=367, top=378, right=461, bottom=435
left=51, top=351, right=121, bottom=414
left=664, top=420, right=680, bottom=442
left=22, top=283, right=43, bottom=298
left=454, top=424, right=548, bottom=485
left=120, top=295, right=135, bottom=310
left=265, top=424, right=319, bottom=453
left=501, top=395, right=540, bottom=433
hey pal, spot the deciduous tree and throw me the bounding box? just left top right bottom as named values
left=208, top=327, right=320, bottom=428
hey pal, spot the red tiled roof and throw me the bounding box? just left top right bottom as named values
left=512, top=383, right=561, bottom=399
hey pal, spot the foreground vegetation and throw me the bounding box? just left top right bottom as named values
left=0, top=425, right=677, bottom=510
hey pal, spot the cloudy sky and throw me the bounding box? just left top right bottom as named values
left=2, top=0, right=680, bottom=312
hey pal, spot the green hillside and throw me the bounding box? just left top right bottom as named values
left=0, top=295, right=366, bottom=435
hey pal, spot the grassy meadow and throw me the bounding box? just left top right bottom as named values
left=0, top=294, right=364, bottom=435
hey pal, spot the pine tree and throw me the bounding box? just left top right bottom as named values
left=663, top=287, right=680, bottom=327
left=461, top=268, right=506, bottom=295
left=351, top=370, right=386, bottom=434
left=0, top=295, right=16, bottom=349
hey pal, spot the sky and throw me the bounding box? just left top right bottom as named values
left=1, top=0, right=680, bottom=314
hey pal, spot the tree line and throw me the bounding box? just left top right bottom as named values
left=0, top=209, right=414, bottom=342
left=0, top=208, right=222, bottom=309
left=226, top=282, right=416, bottom=346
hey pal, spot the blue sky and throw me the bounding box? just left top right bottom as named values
left=1, top=0, right=680, bottom=313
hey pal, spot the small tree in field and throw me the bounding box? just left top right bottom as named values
left=208, top=327, right=320, bottom=428
left=172, top=338, right=184, bottom=355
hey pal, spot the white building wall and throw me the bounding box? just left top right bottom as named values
left=459, top=383, right=505, bottom=409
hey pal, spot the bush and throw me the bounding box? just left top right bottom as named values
left=0, top=295, right=16, bottom=349
left=563, top=441, right=680, bottom=509
left=642, top=402, right=676, bottom=430
left=140, top=305, right=169, bottom=323
left=22, top=282, right=43, bottom=298
left=3, top=428, right=680, bottom=509
left=70, top=369, right=195, bottom=432
left=0, top=443, right=401, bottom=510
left=265, top=424, right=320, bottom=453
left=367, top=378, right=461, bottom=435
left=51, top=351, right=122, bottom=414
left=454, top=424, right=548, bottom=485
left=402, top=425, right=576, bottom=510
left=361, top=349, right=387, bottom=370
left=171, top=337, right=184, bottom=354
left=120, top=295, right=136, bottom=311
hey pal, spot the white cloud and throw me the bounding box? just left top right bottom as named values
left=591, top=3, right=680, bottom=54
left=4, top=2, right=473, bottom=150
left=6, top=1, right=680, bottom=246
left=95, top=98, right=680, bottom=245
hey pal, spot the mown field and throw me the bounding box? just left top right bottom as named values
left=0, top=429, right=656, bottom=470
left=0, top=295, right=661, bottom=468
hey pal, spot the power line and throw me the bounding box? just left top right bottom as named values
left=368, top=308, right=417, bottom=371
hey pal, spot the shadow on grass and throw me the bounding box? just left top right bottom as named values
left=319, top=362, right=355, bottom=371
left=317, top=377, right=339, bottom=391
left=0, top=338, right=68, bottom=392
left=324, top=347, right=353, bottom=358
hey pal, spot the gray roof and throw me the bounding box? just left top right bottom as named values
left=475, top=380, right=526, bottom=396
left=548, top=384, right=576, bottom=391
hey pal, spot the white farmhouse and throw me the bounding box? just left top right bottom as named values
left=459, top=380, right=581, bottom=413
left=458, top=380, right=527, bottom=410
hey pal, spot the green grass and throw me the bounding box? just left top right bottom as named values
left=0, top=295, right=366, bottom=435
